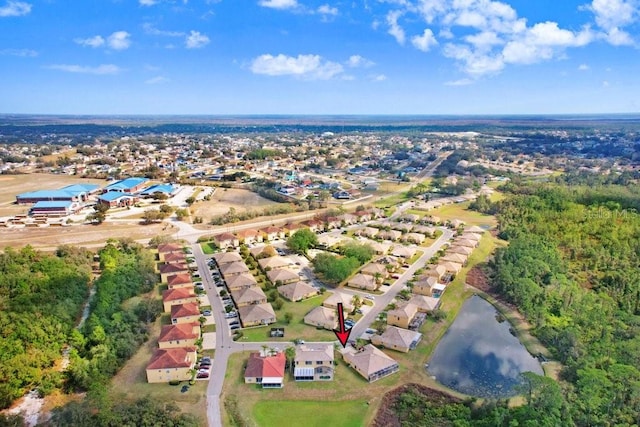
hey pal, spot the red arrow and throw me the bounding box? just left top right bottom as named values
left=334, top=302, right=352, bottom=348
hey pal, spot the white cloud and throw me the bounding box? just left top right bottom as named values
left=590, top=0, right=636, bottom=30
left=107, top=31, right=131, bottom=50
left=0, top=48, right=37, bottom=57
left=75, top=35, right=105, bottom=48
left=47, top=64, right=121, bottom=75
left=0, top=1, right=31, bottom=17
left=250, top=53, right=344, bottom=80
left=578, top=63, right=590, bottom=70
left=318, top=4, right=338, bottom=16
left=347, top=54, right=374, bottom=67
left=258, top=0, right=298, bottom=9
left=605, top=26, right=634, bottom=45
left=412, top=28, right=438, bottom=51
left=139, top=0, right=157, bottom=5
left=143, top=23, right=184, bottom=37
left=185, top=31, right=210, bottom=49
left=386, top=10, right=406, bottom=44
left=145, top=76, right=170, bottom=84
left=445, top=78, right=474, bottom=86
left=603, top=80, right=610, bottom=86
left=371, top=74, right=388, bottom=81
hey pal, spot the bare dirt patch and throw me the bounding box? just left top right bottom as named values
left=371, top=383, right=462, bottom=427
left=0, top=222, right=172, bottom=251
left=191, top=188, right=283, bottom=221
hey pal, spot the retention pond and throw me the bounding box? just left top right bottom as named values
left=427, top=295, right=543, bottom=398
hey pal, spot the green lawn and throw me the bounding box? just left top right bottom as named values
left=200, top=242, right=217, bottom=254
left=240, top=293, right=336, bottom=342
left=429, top=202, right=497, bottom=227
left=253, top=400, right=369, bottom=427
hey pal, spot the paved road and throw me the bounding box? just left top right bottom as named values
left=190, top=221, right=455, bottom=426
left=349, top=227, right=455, bottom=340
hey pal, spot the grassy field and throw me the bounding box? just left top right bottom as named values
left=240, top=294, right=335, bottom=342
left=427, top=201, right=497, bottom=227
left=222, top=348, right=402, bottom=427
left=200, top=242, right=217, bottom=254
left=191, top=188, right=283, bottom=224
left=253, top=400, right=370, bottom=427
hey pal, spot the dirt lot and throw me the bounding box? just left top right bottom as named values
left=191, top=187, right=283, bottom=222
left=0, top=173, right=106, bottom=217
left=0, top=222, right=172, bottom=251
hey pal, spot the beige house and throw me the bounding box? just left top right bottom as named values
left=302, top=219, right=323, bottom=233
left=158, top=323, right=200, bottom=349
left=146, top=346, right=197, bottom=383
left=260, top=226, right=284, bottom=241
left=448, top=245, right=473, bottom=256
left=258, top=256, right=291, bottom=271
left=391, top=222, right=413, bottom=233
left=360, top=262, right=388, bottom=278
left=369, top=241, right=391, bottom=255
left=358, top=227, right=379, bottom=238
left=412, top=225, right=436, bottom=236
left=294, top=343, right=334, bottom=381
left=163, top=252, right=187, bottom=264
left=371, top=326, right=422, bottom=353
left=162, top=288, right=198, bottom=312
left=441, top=253, right=468, bottom=265
left=387, top=303, right=418, bottom=329
left=413, top=276, right=440, bottom=297
left=459, top=232, right=482, bottom=242
left=440, top=261, right=463, bottom=275
left=219, top=261, right=250, bottom=278
left=171, top=302, right=201, bottom=324
left=159, top=263, right=190, bottom=283
left=409, top=295, right=441, bottom=312
left=157, top=243, right=184, bottom=261
left=403, top=233, right=426, bottom=245
left=304, top=306, right=338, bottom=330
left=225, top=273, right=258, bottom=291
left=391, top=246, right=417, bottom=259
left=166, top=273, right=193, bottom=290
left=249, top=245, right=277, bottom=259
left=212, top=251, right=243, bottom=266
left=236, top=228, right=263, bottom=245
left=238, top=303, right=277, bottom=327
left=214, top=232, right=240, bottom=250
left=422, top=265, right=447, bottom=281
left=231, top=286, right=267, bottom=307
left=455, top=238, right=478, bottom=249
left=377, top=230, right=402, bottom=241
left=347, top=273, right=377, bottom=291
left=343, top=344, right=399, bottom=382
left=266, top=268, right=299, bottom=285
left=323, top=292, right=354, bottom=312
left=278, top=281, right=318, bottom=302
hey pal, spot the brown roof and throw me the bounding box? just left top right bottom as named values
left=225, top=273, right=258, bottom=290
left=212, top=252, right=243, bottom=265
left=146, top=347, right=196, bottom=370
left=214, top=232, right=237, bottom=242
left=244, top=352, right=285, bottom=379
left=163, top=287, right=196, bottom=302
left=166, top=273, right=193, bottom=286
left=157, top=243, right=183, bottom=254
left=219, top=261, right=250, bottom=277
left=278, top=281, right=318, bottom=301
left=159, top=263, right=189, bottom=274
left=343, top=344, right=398, bottom=377
left=266, top=268, right=299, bottom=284
left=238, top=303, right=276, bottom=325
left=163, top=252, right=187, bottom=263
left=171, top=302, right=201, bottom=318
left=231, top=286, right=267, bottom=305
left=159, top=323, right=200, bottom=342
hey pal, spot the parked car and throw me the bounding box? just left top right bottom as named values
left=230, top=324, right=240, bottom=330
left=202, top=310, right=212, bottom=316
left=364, top=295, right=375, bottom=301
left=196, top=371, right=210, bottom=379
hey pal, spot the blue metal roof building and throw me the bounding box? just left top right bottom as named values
left=140, top=184, right=176, bottom=196
left=104, top=177, right=149, bottom=193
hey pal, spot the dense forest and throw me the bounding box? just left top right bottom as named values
left=0, top=239, right=184, bottom=425
left=66, top=238, right=161, bottom=391
left=488, top=181, right=640, bottom=425
left=0, top=246, right=93, bottom=409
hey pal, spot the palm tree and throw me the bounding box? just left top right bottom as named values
left=285, top=346, right=296, bottom=375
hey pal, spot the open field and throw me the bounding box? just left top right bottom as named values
left=0, top=173, right=106, bottom=217
left=253, top=400, right=369, bottom=427
left=222, top=348, right=401, bottom=427
left=191, top=188, right=283, bottom=223
left=0, top=222, right=172, bottom=251
left=240, top=294, right=335, bottom=342
left=425, top=201, right=497, bottom=227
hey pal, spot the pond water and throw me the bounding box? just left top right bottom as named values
left=427, top=295, right=543, bottom=398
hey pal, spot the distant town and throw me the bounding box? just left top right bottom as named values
left=2, top=116, right=639, bottom=427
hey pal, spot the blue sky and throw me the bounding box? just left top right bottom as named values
left=1, top=0, right=639, bottom=114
